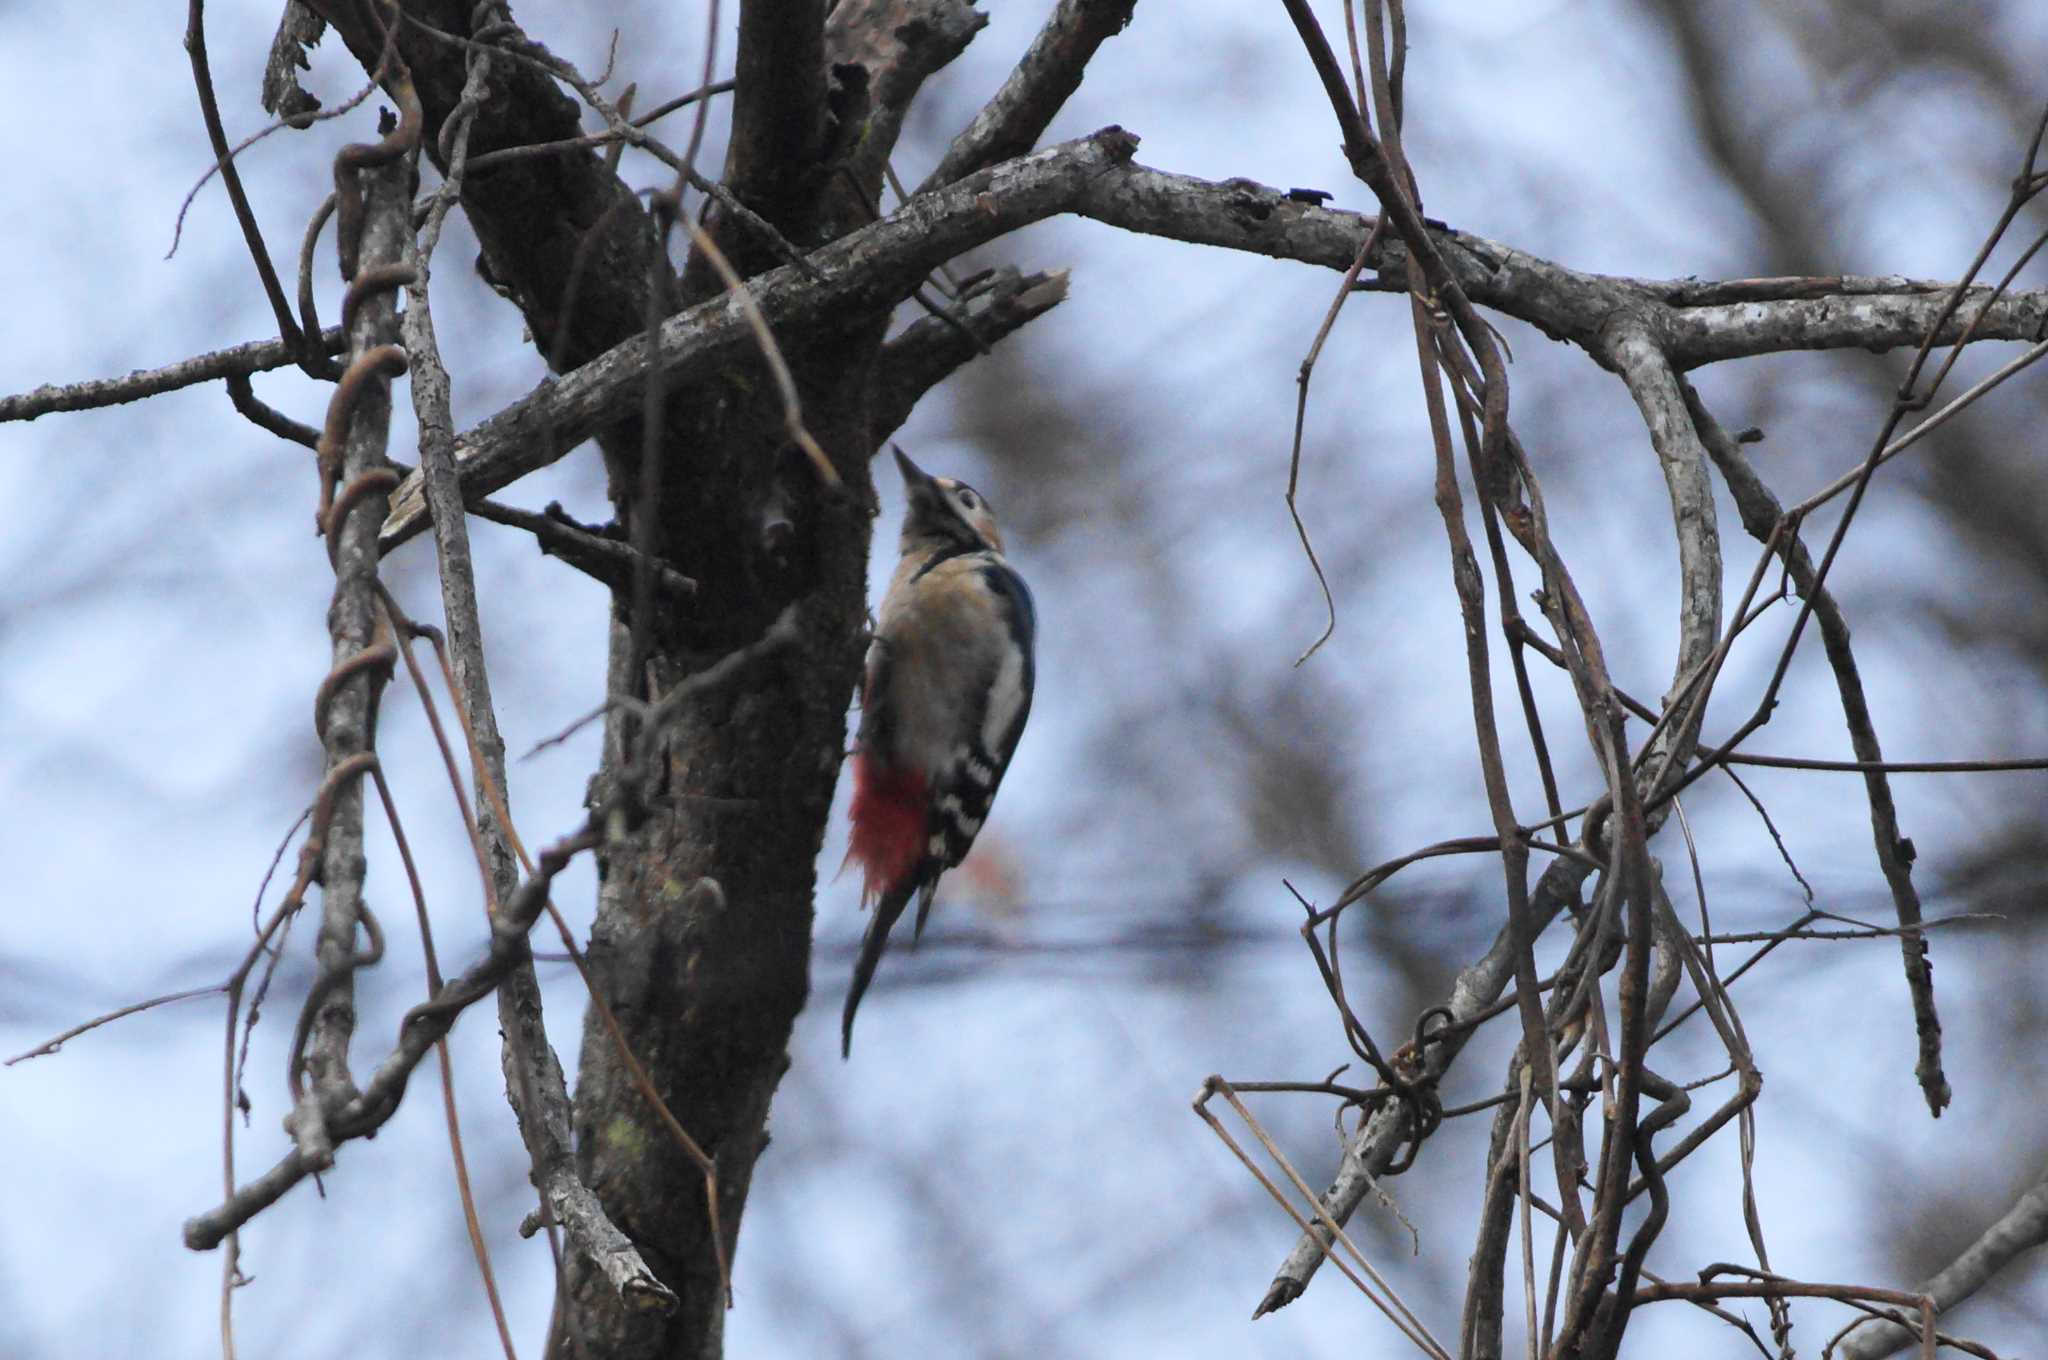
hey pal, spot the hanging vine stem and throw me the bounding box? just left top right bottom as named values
left=1285, top=223, right=1383, bottom=666
left=183, top=0, right=302, bottom=357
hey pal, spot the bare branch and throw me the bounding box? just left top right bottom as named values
left=1197, top=1078, right=1450, bottom=1358
left=377, top=127, right=1140, bottom=549
left=1258, top=856, right=1595, bottom=1317
left=822, top=0, right=989, bottom=207
left=183, top=820, right=600, bottom=1251
left=457, top=79, right=737, bottom=176
left=871, top=266, right=1071, bottom=442
left=302, top=0, right=673, bottom=380
left=392, top=39, right=682, bottom=1319
left=5, top=985, right=225, bottom=1066
left=226, top=373, right=320, bottom=448
left=1601, top=320, right=1723, bottom=776
left=2, top=328, right=343, bottom=424
left=1073, top=164, right=2048, bottom=367
left=371, top=143, right=2048, bottom=550
left=471, top=499, right=699, bottom=603
left=1792, top=337, right=2048, bottom=517
left=287, top=145, right=416, bottom=1171
left=1687, top=389, right=1951, bottom=1114
left=261, top=2, right=326, bottom=127
left=919, top=0, right=1139, bottom=191
left=1840, top=1173, right=2048, bottom=1360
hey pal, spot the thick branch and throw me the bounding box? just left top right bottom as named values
left=1839, top=1172, right=2048, bottom=1360
left=18, top=172, right=2043, bottom=447
left=919, top=0, right=1138, bottom=191
left=393, top=152, right=2048, bottom=548
left=724, top=0, right=828, bottom=224
left=302, top=0, right=670, bottom=377
left=824, top=0, right=987, bottom=213
left=378, top=128, right=1140, bottom=549
left=1082, top=164, right=2048, bottom=368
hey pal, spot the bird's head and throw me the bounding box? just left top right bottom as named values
left=893, top=447, right=1005, bottom=554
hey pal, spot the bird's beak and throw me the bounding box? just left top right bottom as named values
left=892, top=447, right=942, bottom=508
left=892, top=446, right=936, bottom=492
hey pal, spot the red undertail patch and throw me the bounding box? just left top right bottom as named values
left=845, top=751, right=926, bottom=906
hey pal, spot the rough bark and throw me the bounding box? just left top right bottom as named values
left=304, top=0, right=671, bottom=375
left=295, top=8, right=878, bottom=1355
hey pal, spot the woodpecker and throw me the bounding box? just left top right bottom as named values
left=841, top=448, right=1036, bottom=1057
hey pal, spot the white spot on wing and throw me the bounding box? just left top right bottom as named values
left=981, top=648, right=1027, bottom=758
left=935, top=793, right=984, bottom=836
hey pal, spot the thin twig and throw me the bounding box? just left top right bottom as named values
left=1285, top=229, right=1379, bottom=665
left=5, top=985, right=226, bottom=1066
left=459, top=78, right=736, bottom=175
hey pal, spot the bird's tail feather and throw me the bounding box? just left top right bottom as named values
left=911, top=880, right=940, bottom=943
left=843, top=878, right=915, bottom=1059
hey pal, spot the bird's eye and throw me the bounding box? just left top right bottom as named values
left=957, top=490, right=979, bottom=510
